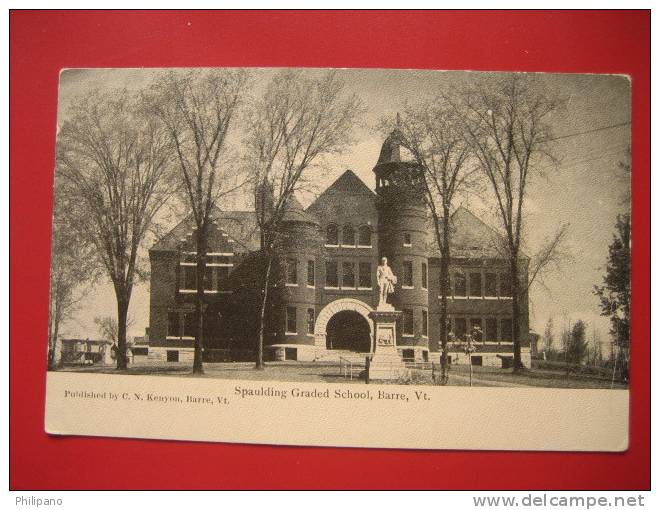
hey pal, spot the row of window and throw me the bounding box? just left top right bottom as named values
left=179, top=264, right=231, bottom=292
left=285, top=260, right=513, bottom=299
left=449, top=272, right=512, bottom=298
left=325, top=224, right=372, bottom=247
left=286, top=259, right=373, bottom=289
left=450, top=317, right=514, bottom=342
left=168, top=307, right=513, bottom=343
left=324, top=225, right=415, bottom=248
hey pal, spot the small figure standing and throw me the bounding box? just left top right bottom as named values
left=377, top=257, right=397, bottom=309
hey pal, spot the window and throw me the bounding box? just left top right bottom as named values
left=402, top=309, right=414, bottom=335
left=358, top=225, right=371, bottom=246
left=204, top=265, right=214, bottom=291
left=501, top=318, right=513, bottom=341
left=342, top=224, right=355, bottom=246
left=167, top=350, right=179, bottom=362
left=325, top=261, right=338, bottom=287
left=286, top=258, right=298, bottom=285
left=471, top=356, right=483, bottom=366
left=422, top=309, right=429, bottom=336
left=485, top=318, right=498, bottom=341
left=306, top=308, right=315, bottom=334
left=326, top=224, right=338, bottom=245
left=454, top=318, right=467, bottom=340
left=285, top=347, right=297, bottom=360
left=454, top=273, right=466, bottom=297
left=286, top=306, right=297, bottom=334
left=183, top=312, right=196, bottom=338
left=401, top=349, right=415, bottom=361
left=216, top=266, right=230, bottom=290
left=167, top=312, right=179, bottom=337
left=500, top=273, right=512, bottom=297
left=469, top=273, right=482, bottom=297
left=342, top=261, right=355, bottom=288
left=403, top=261, right=413, bottom=287
left=485, top=272, right=497, bottom=297
left=307, top=260, right=315, bottom=287
left=182, top=265, right=196, bottom=290
left=440, top=273, right=451, bottom=297
left=403, top=233, right=412, bottom=246
left=421, top=262, right=428, bottom=289
left=359, top=262, right=371, bottom=288
left=470, top=318, right=483, bottom=341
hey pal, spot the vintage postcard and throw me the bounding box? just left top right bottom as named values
left=45, top=68, right=630, bottom=450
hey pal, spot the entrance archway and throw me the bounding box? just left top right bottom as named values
left=313, top=298, right=374, bottom=352
left=326, top=310, right=371, bottom=352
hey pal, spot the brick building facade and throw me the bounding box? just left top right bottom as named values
left=146, top=129, right=531, bottom=366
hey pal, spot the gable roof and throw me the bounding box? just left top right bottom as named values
left=310, top=169, right=375, bottom=204
left=306, top=170, right=376, bottom=218
left=150, top=207, right=260, bottom=253
left=427, top=206, right=528, bottom=260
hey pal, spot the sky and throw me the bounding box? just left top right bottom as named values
left=55, top=68, right=631, bottom=350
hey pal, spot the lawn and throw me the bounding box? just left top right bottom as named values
left=59, top=360, right=627, bottom=389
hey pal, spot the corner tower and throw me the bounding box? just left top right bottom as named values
left=373, top=127, right=430, bottom=360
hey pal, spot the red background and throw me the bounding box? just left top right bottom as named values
left=10, top=10, right=650, bottom=490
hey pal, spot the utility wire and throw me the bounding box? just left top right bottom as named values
left=547, top=121, right=631, bottom=142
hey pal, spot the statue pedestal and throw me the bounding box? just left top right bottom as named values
left=368, top=309, right=408, bottom=381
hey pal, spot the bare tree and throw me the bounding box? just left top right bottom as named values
left=455, top=74, right=564, bottom=370
left=145, top=69, right=250, bottom=374
left=244, top=70, right=363, bottom=369
left=392, top=102, right=479, bottom=384
left=56, top=89, right=175, bottom=369
left=47, top=181, right=96, bottom=370
left=542, top=317, right=555, bottom=353
left=94, top=315, right=135, bottom=343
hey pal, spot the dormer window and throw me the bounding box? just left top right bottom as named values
left=326, top=224, right=338, bottom=246
left=342, top=224, right=355, bottom=247
left=403, top=233, right=412, bottom=247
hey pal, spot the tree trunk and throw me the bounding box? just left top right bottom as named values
left=510, top=258, right=523, bottom=371
left=438, top=215, right=451, bottom=384
left=116, top=296, right=129, bottom=370
left=256, top=254, right=273, bottom=370
left=50, top=317, right=60, bottom=370
left=47, top=298, right=57, bottom=371
left=193, top=226, right=207, bottom=375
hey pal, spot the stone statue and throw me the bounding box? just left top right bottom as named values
left=377, top=257, right=397, bottom=310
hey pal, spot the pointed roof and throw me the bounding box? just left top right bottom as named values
left=377, top=128, right=404, bottom=165
left=309, top=169, right=375, bottom=207
left=281, top=195, right=319, bottom=225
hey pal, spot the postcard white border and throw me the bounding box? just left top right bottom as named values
left=45, top=372, right=628, bottom=451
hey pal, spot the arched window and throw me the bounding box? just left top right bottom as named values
left=342, top=224, right=355, bottom=246
left=358, top=225, right=371, bottom=247
left=326, top=224, right=338, bottom=246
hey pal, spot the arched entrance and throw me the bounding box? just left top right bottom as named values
left=326, top=310, right=371, bottom=352
left=314, top=298, right=374, bottom=353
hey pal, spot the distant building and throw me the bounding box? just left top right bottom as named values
left=146, top=129, right=531, bottom=366
left=59, top=338, right=113, bottom=365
